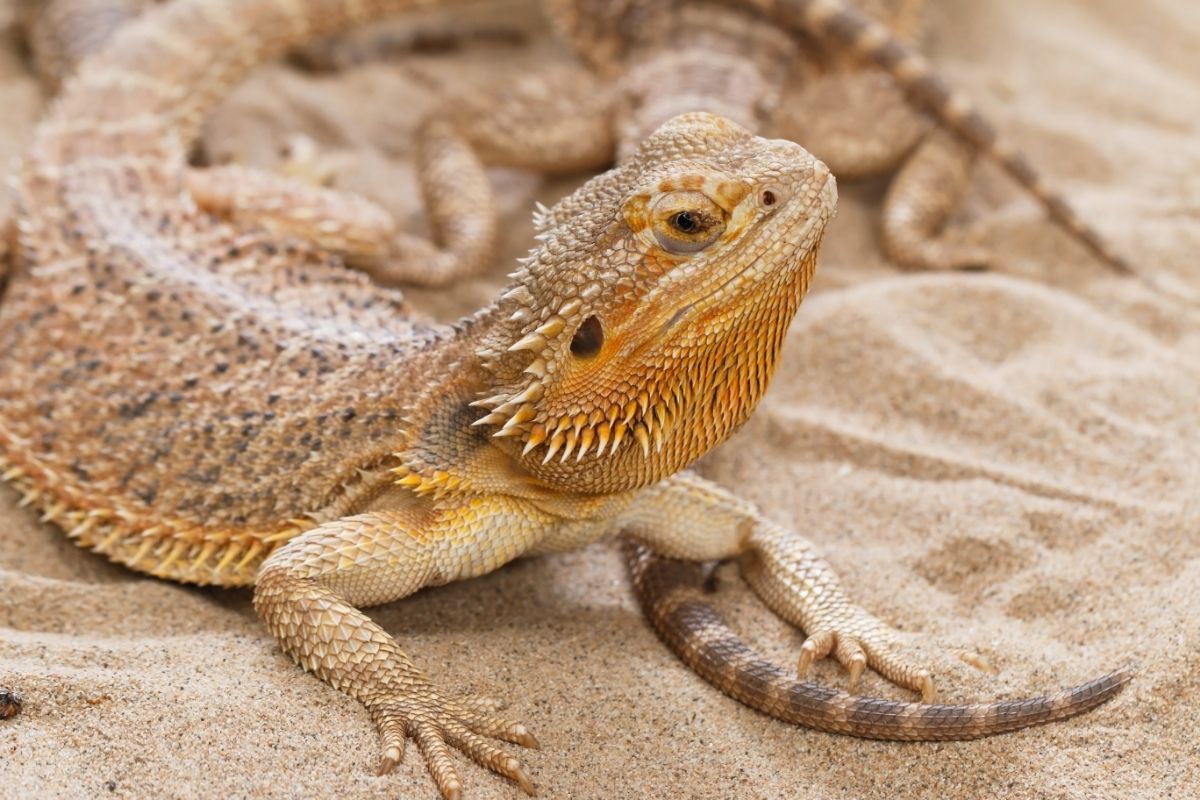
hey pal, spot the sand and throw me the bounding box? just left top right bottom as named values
left=1, top=0, right=1199, bottom=798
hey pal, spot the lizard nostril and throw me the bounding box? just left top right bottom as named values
left=761, top=190, right=776, bottom=206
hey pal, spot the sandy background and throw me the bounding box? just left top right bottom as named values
left=2, top=0, right=1199, bottom=798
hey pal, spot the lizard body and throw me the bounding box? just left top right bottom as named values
left=0, top=1, right=1128, bottom=797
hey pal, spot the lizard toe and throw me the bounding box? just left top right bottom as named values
left=856, top=632, right=937, bottom=702
left=369, top=688, right=539, bottom=799
left=795, top=609, right=938, bottom=701
left=451, top=699, right=541, bottom=749
left=442, top=721, right=536, bottom=795
left=412, top=723, right=464, bottom=800
left=796, top=629, right=834, bottom=677
left=375, top=716, right=406, bottom=775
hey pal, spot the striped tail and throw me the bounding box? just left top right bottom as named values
left=625, top=540, right=1130, bottom=740
left=749, top=0, right=1134, bottom=277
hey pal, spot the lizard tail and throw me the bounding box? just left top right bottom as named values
left=40, top=0, right=471, bottom=152
left=17, top=0, right=151, bottom=91
left=754, top=0, right=1134, bottom=277
left=624, top=540, right=1130, bottom=740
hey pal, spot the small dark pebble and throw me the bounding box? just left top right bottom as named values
left=1, top=687, right=22, bottom=720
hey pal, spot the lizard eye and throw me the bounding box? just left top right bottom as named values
left=570, top=315, right=604, bottom=357
left=651, top=191, right=725, bottom=254
left=670, top=211, right=700, bottom=233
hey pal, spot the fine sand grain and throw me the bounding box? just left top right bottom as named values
left=2, top=1, right=1199, bottom=798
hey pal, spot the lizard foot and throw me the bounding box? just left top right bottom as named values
left=369, top=687, right=539, bottom=799
left=736, top=522, right=942, bottom=702
left=795, top=604, right=936, bottom=702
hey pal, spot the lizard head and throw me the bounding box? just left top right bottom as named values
left=474, top=112, right=836, bottom=493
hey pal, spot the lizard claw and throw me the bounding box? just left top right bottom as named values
left=843, top=650, right=867, bottom=693
left=958, top=649, right=996, bottom=673
left=376, top=716, right=407, bottom=774
left=796, top=630, right=832, bottom=676
left=795, top=611, right=937, bottom=702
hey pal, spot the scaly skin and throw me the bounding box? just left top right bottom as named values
left=14, top=0, right=499, bottom=287
left=739, top=0, right=1134, bottom=272
left=18, top=0, right=1137, bottom=279
left=627, top=541, right=1130, bottom=739
left=421, top=0, right=1132, bottom=275
left=0, top=1, right=1128, bottom=797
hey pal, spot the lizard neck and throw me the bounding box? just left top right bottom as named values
left=381, top=298, right=560, bottom=505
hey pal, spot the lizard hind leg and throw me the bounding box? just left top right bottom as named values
left=773, top=70, right=987, bottom=271
left=186, top=119, right=497, bottom=288
left=372, top=67, right=617, bottom=284
left=426, top=67, right=618, bottom=174
left=377, top=118, right=499, bottom=287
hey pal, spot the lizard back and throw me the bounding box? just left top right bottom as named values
left=0, top=0, right=459, bottom=585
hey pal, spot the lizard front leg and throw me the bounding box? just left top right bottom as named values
left=254, top=501, right=550, bottom=799
left=620, top=472, right=934, bottom=698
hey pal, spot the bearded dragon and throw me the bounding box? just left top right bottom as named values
left=404, top=0, right=1131, bottom=277
left=0, top=1, right=1128, bottom=798
left=10, top=0, right=1139, bottom=280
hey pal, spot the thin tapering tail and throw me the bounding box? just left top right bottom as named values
left=625, top=540, right=1130, bottom=740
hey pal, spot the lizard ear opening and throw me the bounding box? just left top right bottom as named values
left=570, top=315, right=604, bottom=358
